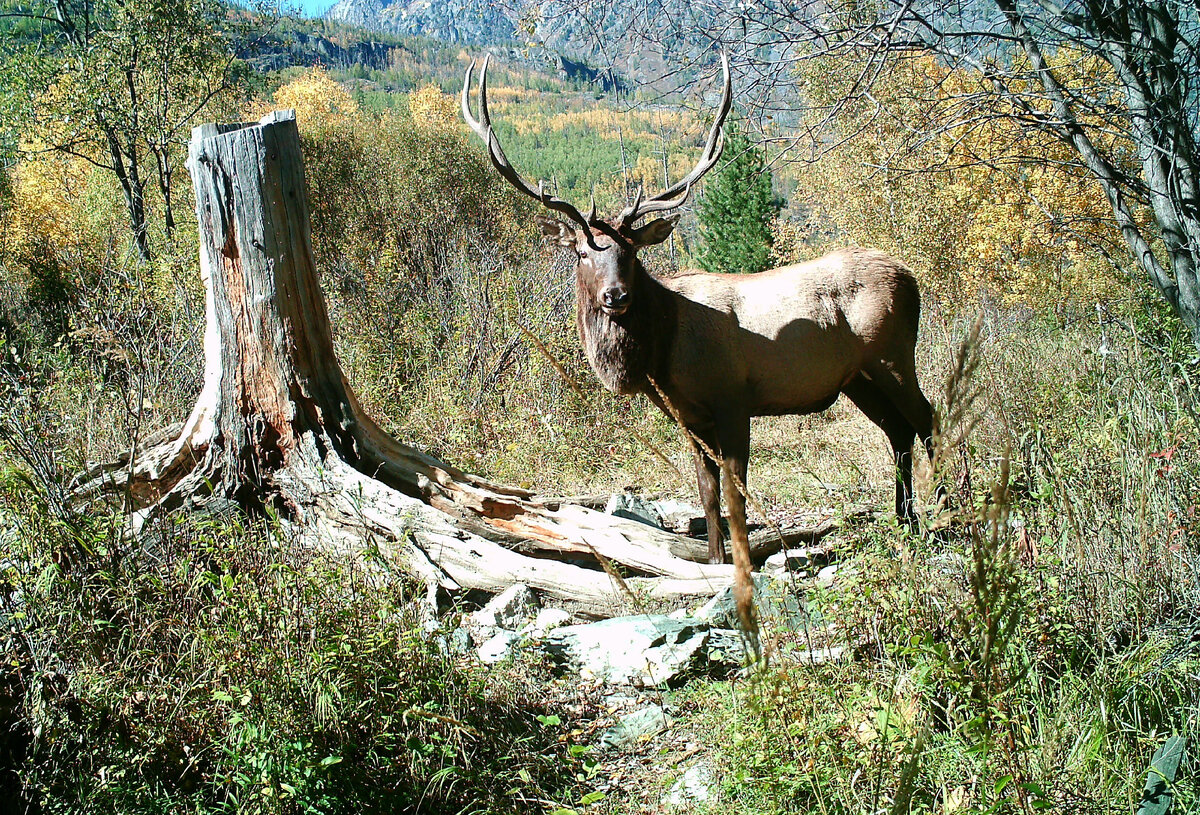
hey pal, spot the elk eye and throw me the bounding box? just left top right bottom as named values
left=578, top=250, right=588, bottom=259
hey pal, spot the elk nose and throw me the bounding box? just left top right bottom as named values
left=602, top=287, right=629, bottom=310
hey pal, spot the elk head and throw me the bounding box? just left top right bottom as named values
left=536, top=214, right=679, bottom=316
left=462, top=54, right=732, bottom=316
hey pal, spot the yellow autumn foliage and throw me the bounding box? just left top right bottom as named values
left=408, top=85, right=458, bottom=131
left=486, top=92, right=695, bottom=144
left=790, top=54, right=1128, bottom=312
left=6, top=147, right=92, bottom=254
left=265, top=68, right=361, bottom=131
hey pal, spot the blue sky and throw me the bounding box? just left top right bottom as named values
left=289, top=0, right=335, bottom=19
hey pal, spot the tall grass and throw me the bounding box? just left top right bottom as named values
left=653, top=300, right=1199, bottom=814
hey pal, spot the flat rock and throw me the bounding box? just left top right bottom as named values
left=706, top=628, right=752, bottom=668
left=540, top=614, right=710, bottom=687
left=650, top=498, right=703, bottom=533
left=787, top=644, right=849, bottom=666
left=605, top=493, right=663, bottom=528
left=598, top=704, right=670, bottom=749
left=694, top=573, right=809, bottom=629
left=469, top=583, right=539, bottom=643
left=521, top=606, right=572, bottom=638
left=764, top=547, right=823, bottom=572
left=477, top=630, right=522, bottom=664
left=663, top=761, right=717, bottom=808
left=437, top=626, right=473, bottom=657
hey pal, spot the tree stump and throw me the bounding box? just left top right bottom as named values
left=72, top=110, right=780, bottom=617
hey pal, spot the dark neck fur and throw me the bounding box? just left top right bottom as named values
left=576, top=262, right=675, bottom=396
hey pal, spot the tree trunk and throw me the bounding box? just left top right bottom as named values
left=72, top=111, right=821, bottom=617
left=100, top=117, right=152, bottom=263
left=152, top=142, right=176, bottom=246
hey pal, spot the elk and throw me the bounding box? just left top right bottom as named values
left=463, top=55, right=936, bottom=565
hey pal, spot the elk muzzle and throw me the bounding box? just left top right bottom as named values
left=601, top=286, right=630, bottom=315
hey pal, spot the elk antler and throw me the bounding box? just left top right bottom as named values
left=618, top=52, right=732, bottom=227
left=462, top=56, right=601, bottom=249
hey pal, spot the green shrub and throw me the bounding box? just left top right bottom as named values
left=0, top=485, right=586, bottom=814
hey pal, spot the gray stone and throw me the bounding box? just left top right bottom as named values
left=540, top=614, right=710, bottom=687
left=663, top=761, right=717, bottom=808
left=694, top=573, right=808, bottom=629
left=650, top=498, right=703, bottom=533
left=521, top=607, right=572, bottom=638
left=930, top=552, right=966, bottom=576
left=470, top=583, right=539, bottom=640
left=436, top=626, right=473, bottom=656
left=477, top=630, right=522, bottom=664
left=605, top=492, right=663, bottom=528
left=764, top=548, right=818, bottom=572
left=787, top=644, right=849, bottom=666
left=602, top=692, right=640, bottom=711
left=817, top=564, right=839, bottom=586
left=598, top=704, right=670, bottom=749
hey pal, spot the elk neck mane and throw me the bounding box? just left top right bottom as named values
left=576, top=259, right=676, bottom=396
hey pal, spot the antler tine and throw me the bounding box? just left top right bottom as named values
left=628, top=179, right=699, bottom=219
left=460, top=57, right=491, bottom=144
left=617, top=184, right=644, bottom=226
left=620, top=52, right=732, bottom=226
left=462, top=56, right=598, bottom=242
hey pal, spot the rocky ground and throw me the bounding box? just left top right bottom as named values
left=432, top=492, right=854, bottom=812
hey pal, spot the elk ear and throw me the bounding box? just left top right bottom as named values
left=628, top=215, right=679, bottom=247
left=536, top=216, right=577, bottom=247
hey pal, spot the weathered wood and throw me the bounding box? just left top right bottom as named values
left=72, top=110, right=774, bottom=617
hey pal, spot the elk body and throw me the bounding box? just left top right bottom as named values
left=464, top=55, right=936, bottom=565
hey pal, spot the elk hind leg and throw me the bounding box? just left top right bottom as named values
left=842, top=374, right=919, bottom=523
left=863, top=353, right=944, bottom=510
left=715, top=414, right=751, bottom=554
left=862, top=355, right=935, bottom=462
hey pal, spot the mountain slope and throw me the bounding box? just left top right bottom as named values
left=323, top=0, right=716, bottom=80
left=325, top=0, right=518, bottom=46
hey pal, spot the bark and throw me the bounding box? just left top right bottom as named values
left=71, top=111, right=812, bottom=617
left=152, top=141, right=176, bottom=245
left=100, top=116, right=152, bottom=263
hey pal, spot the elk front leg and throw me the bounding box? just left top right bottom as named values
left=718, top=414, right=756, bottom=636
left=690, top=426, right=725, bottom=564
left=716, top=415, right=751, bottom=563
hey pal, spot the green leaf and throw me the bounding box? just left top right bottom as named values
left=1137, top=735, right=1187, bottom=815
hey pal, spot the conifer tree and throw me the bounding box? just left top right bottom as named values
left=696, top=122, right=780, bottom=275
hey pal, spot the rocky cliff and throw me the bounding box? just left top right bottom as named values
left=249, top=29, right=406, bottom=72
left=324, top=0, right=518, bottom=46
left=323, top=0, right=716, bottom=83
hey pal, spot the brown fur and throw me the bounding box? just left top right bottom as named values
left=569, top=234, right=936, bottom=564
